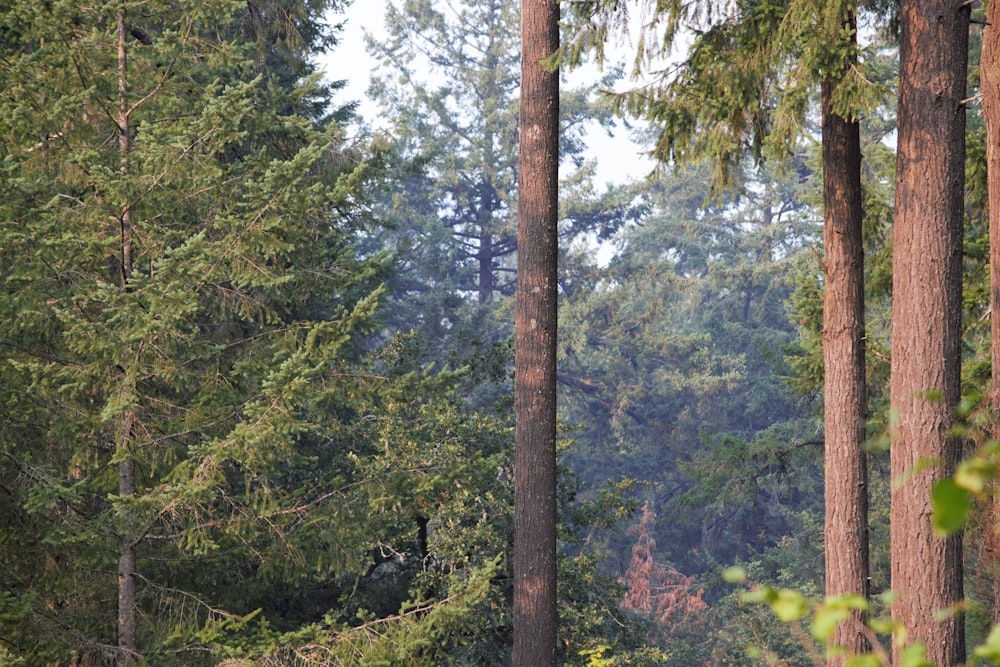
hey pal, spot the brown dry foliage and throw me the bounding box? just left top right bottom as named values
left=621, top=501, right=707, bottom=634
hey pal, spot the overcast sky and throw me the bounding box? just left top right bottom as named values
left=318, top=0, right=652, bottom=186
left=316, top=1, right=387, bottom=123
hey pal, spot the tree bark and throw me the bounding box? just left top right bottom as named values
left=983, top=0, right=1000, bottom=626
left=890, top=0, right=969, bottom=663
left=821, top=59, right=869, bottom=663
left=513, top=0, right=559, bottom=664
left=116, top=5, right=138, bottom=664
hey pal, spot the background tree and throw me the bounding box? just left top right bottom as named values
left=557, top=157, right=827, bottom=644
left=360, top=0, right=638, bottom=406
left=561, top=1, right=883, bottom=661
left=621, top=501, right=707, bottom=635
left=0, top=0, right=383, bottom=662
left=366, top=0, right=520, bottom=307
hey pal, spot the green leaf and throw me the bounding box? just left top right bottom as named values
left=811, top=604, right=848, bottom=641
left=898, top=642, right=933, bottom=667
left=813, top=591, right=869, bottom=640
left=973, top=624, right=1000, bottom=661
left=722, top=566, right=747, bottom=584
left=931, top=478, right=972, bottom=535
left=771, top=589, right=810, bottom=622
left=955, top=456, right=995, bottom=493
left=868, top=616, right=896, bottom=635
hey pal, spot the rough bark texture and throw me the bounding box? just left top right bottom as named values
left=986, top=0, right=1000, bottom=394
left=513, top=0, right=559, bottom=664
left=821, top=71, right=869, bottom=665
left=890, top=0, right=969, bottom=663
left=984, top=0, right=1000, bottom=626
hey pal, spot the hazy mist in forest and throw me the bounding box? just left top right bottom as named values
left=321, top=0, right=653, bottom=185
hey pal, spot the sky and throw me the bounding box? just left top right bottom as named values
left=319, top=1, right=388, bottom=126
left=317, top=0, right=653, bottom=186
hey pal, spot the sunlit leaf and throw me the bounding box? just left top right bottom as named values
left=973, top=624, right=1000, bottom=661
left=812, top=604, right=848, bottom=641
left=868, top=616, right=896, bottom=635
left=813, top=594, right=869, bottom=641
left=931, top=478, right=971, bottom=536
left=899, top=642, right=933, bottom=667
left=955, top=456, right=995, bottom=493
left=722, top=566, right=747, bottom=584
left=771, top=588, right=809, bottom=622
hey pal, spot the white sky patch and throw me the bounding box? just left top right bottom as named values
left=318, top=0, right=653, bottom=186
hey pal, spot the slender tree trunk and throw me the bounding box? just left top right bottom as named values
left=821, top=55, right=870, bottom=663
left=479, top=223, right=495, bottom=304
left=116, top=5, right=138, bottom=664
left=117, top=7, right=133, bottom=291
left=890, top=0, right=969, bottom=663
left=478, top=13, right=500, bottom=306
left=982, top=0, right=1000, bottom=626
left=513, top=0, right=559, bottom=663
left=117, top=435, right=137, bottom=667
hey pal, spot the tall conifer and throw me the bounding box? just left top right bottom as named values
left=0, top=1, right=379, bottom=661
left=818, top=5, right=869, bottom=664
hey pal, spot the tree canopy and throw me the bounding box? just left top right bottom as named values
left=2, top=0, right=1000, bottom=665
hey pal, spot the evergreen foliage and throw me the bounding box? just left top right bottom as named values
left=0, top=0, right=389, bottom=662
left=0, top=2, right=654, bottom=662
left=559, top=159, right=821, bottom=583
left=4, top=0, right=1000, bottom=663
left=359, top=0, right=641, bottom=394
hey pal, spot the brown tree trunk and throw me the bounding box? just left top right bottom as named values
left=478, top=223, right=495, bottom=304
left=513, top=0, right=559, bottom=664
left=982, top=0, right=1000, bottom=626
left=890, top=0, right=969, bottom=663
left=821, top=63, right=869, bottom=663
left=477, top=16, right=500, bottom=306
left=116, top=5, right=138, bottom=664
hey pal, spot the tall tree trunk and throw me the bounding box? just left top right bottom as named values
left=890, top=0, right=969, bottom=663
left=821, top=53, right=870, bottom=663
left=116, top=5, right=138, bottom=664
left=513, top=0, right=559, bottom=663
left=478, top=17, right=500, bottom=306
left=982, top=0, right=1000, bottom=626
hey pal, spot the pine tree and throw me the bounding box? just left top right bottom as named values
left=817, top=4, right=869, bottom=663
left=557, top=160, right=818, bottom=559
left=362, top=0, right=636, bottom=390
left=0, top=1, right=381, bottom=662
left=621, top=502, right=707, bottom=636
left=367, top=0, right=519, bottom=305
